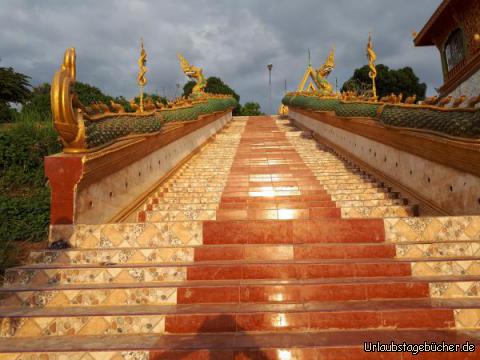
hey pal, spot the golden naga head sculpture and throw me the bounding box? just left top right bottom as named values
left=317, top=48, right=335, bottom=78
left=177, top=53, right=206, bottom=94
left=51, top=48, right=88, bottom=153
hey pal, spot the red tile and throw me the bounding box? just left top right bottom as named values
left=294, top=245, right=345, bottom=260
left=301, top=264, right=355, bottom=278
left=365, top=282, right=429, bottom=299
left=242, top=264, right=298, bottom=280
left=237, top=312, right=309, bottom=332
left=343, top=244, right=396, bottom=259
left=203, top=221, right=250, bottom=245
left=381, top=309, right=455, bottom=329
left=309, top=311, right=381, bottom=330
left=165, top=314, right=237, bottom=333
left=234, top=349, right=317, bottom=360
left=219, top=202, right=247, bottom=210
left=246, top=209, right=278, bottom=220
left=240, top=285, right=302, bottom=303
left=194, top=246, right=244, bottom=261
left=177, top=286, right=240, bottom=304
left=246, top=201, right=278, bottom=209
left=151, top=350, right=233, bottom=360
left=244, top=245, right=293, bottom=261
left=247, top=221, right=293, bottom=244
left=137, top=211, right=146, bottom=223
left=292, top=221, right=310, bottom=243
left=302, top=284, right=366, bottom=301
left=277, top=208, right=310, bottom=220
left=355, top=263, right=411, bottom=277
left=216, top=209, right=249, bottom=221
left=294, top=219, right=385, bottom=244
left=316, top=348, right=400, bottom=360
left=187, top=266, right=242, bottom=280
left=309, top=207, right=341, bottom=219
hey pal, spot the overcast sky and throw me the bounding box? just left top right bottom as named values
left=0, top=0, right=443, bottom=112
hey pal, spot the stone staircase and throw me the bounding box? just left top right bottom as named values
left=0, top=116, right=479, bottom=359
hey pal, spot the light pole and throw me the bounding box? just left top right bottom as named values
left=267, top=64, right=273, bottom=115
left=175, top=83, right=180, bottom=99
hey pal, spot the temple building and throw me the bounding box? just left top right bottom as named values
left=414, top=0, right=480, bottom=98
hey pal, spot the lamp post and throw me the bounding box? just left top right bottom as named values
left=175, top=83, right=180, bottom=99
left=267, top=64, right=273, bottom=115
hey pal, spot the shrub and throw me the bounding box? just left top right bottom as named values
left=0, top=119, right=61, bottom=246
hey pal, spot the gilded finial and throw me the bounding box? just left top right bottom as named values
left=137, top=38, right=148, bottom=112
left=51, top=47, right=88, bottom=153
left=366, top=32, right=378, bottom=100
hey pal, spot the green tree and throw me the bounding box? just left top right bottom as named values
left=239, top=102, right=264, bottom=116
left=21, top=83, right=51, bottom=121
left=0, top=67, right=32, bottom=123
left=183, top=81, right=196, bottom=98
left=341, top=64, right=427, bottom=100
left=75, top=82, right=113, bottom=105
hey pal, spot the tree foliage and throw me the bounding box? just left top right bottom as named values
left=341, top=64, right=427, bottom=100
left=0, top=67, right=31, bottom=104
left=183, top=81, right=196, bottom=98
left=21, top=83, right=51, bottom=119
left=0, top=67, right=32, bottom=123
left=239, top=102, right=264, bottom=116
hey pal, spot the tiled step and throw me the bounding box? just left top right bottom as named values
left=385, top=217, right=480, bottom=244
left=323, top=183, right=384, bottom=191
left=160, top=193, right=222, bottom=199
left=148, top=203, right=219, bottom=211
left=337, top=198, right=407, bottom=207
left=29, top=243, right=397, bottom=266
left=0, top=279, right=430, bottom=308
left=5, top=275, right=477, bottom=307
left=0, top=329, right=478, bottom=357
left=28, top=247, right=195, bottom=265
left=159, top=186, right=226, bottom=192
left=2, top=299, right=480, bottom=337
left=140, top=209, right=216, bottom=222
left=203, top=219, right=385, bottom=244
left=327, top=187, right=391, bottom=195
left=161, top=185, right=226, bottom=191
left=16, top=257, right=479, bottom=287
left=341, top=205, right=417, bottom=218
left=331, top=192, right=399, bottom=201
left=396, top=241, right=480, bottom=259
left=49, top=222, right=203, bottom=249
left=215, top=207, right=341, bottom=220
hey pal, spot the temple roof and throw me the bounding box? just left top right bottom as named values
left=414, top=0, right=460, bottom=46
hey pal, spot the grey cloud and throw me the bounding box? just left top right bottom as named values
left=0, top=0, right=443, bottom=111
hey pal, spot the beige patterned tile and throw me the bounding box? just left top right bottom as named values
left=0, top=315, right=165, bottom=337
left=454, top=309, right=480, bottom=329
left=341, top=206, right=413, bottom=219
left=411, top=260, right=480, bottom=277
left=1, top=288, right=177, bottom=308
left=396, top=242, right=478, bottom=259
left=4, top=266, right=187, bottom=287
left=385, top=217, right=480, bottom=243
left=29, top=248, right=194, bottom=265
left=430, top=281, right=480, bottom=298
